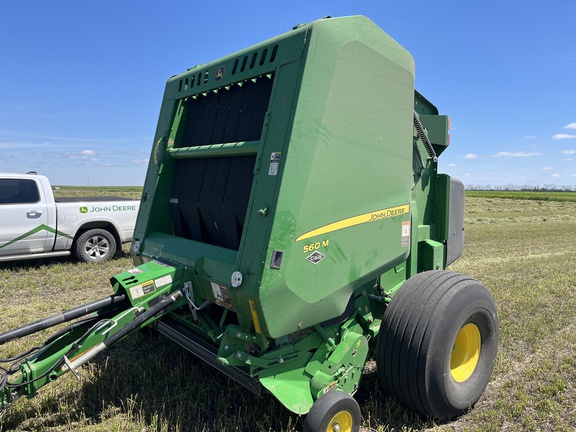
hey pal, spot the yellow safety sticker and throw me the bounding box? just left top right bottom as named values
left=129, top=280, right=156, bottom=300
left=249, top=300, right=261, bottom=334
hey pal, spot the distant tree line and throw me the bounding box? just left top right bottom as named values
left=465, top=184, right=576, bottom=192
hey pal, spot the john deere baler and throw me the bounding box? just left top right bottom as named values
left=1, top=16, right=497, bottom=432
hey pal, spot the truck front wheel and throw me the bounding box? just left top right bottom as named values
left=376, top=270, right=498, bottom=420
left=73, top=228, right=117, bottom=263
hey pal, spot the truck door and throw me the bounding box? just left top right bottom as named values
left=0, top=178, right=50, bottom=256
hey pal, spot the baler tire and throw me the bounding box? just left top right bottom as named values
left=303, top=390, right=361, bottom=432
left=73, top=228, right=117, bottom=263
left=375, top=270, right=498, bottom=420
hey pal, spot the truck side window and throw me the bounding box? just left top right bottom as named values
left=0, top=179, right=40, bottom=204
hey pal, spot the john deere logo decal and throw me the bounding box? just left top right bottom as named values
left=215, top=66, right=225, bottom=82
left=80, top=206, right=88, bottom=214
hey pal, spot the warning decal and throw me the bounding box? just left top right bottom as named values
left=401, top=221, right=410, bottom=247
left=211, top=282, right=232, bottom=309
left=268, top=161, right=279, bottom=176
left=129, top=280, right=156, bottom=300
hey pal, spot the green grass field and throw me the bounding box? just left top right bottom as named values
left=1, top=190, right=575, bottom=431
left=52, top=186, right=142, bottom=200
left=466, top=190, right=576, bottom=202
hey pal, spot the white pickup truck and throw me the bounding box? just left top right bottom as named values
left=0, top=173, right=140, bottom=263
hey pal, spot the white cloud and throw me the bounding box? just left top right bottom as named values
left=564, top=122, right=576, bottom=130
left=46, top=152, right=91, bottom=160
left=81, top=149, right=96, bottom=156
left=131, top=159, right=149, bottom=165
left=447, top=163, right=457, bottom=167
left=493, top=151, right=541, bottom=158
left=552, top=133, right=576, bottom=140
left=561, top=149, right=576, bottom=155
left=542, top=167, right=553, bottom=170
left=0, top=141, right=52, bottom=149
left=463, top=153, right=478, bottom=159
left=524, top=135, right=536, bottom=139
left=551, top=174, right=561, bottom=178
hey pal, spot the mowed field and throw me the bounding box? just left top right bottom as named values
left=1, top=190, right=576, bottom=431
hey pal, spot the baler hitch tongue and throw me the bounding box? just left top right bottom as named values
left=0, top=290, right=182, bottom=414
left=61, top=290, right=183, bottom=375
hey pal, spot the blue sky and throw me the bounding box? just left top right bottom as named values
left=1, top=1, right=575, bottom=187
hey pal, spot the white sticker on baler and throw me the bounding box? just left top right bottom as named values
left=210, top=282, right=222, bottom=300
left=154, top=275, right=172, bottom=288
left=130, top=285, right=144, bottom=299
left=211, top=282, right=232, bottom=309
left=268, top=161, right=279, bottom=176
left=129, top=280, right=156, bottom=299
left=401, top=221, right=410, bottom=247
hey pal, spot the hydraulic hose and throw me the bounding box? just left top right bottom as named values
left=0, top=294, right=128, bottom=345
left=62, top=291, right=182, bottom=374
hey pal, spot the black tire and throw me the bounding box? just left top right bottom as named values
left=304, top=391, right=361, bottom=432
left=376, top=270, right=498, bottom=420
left=73, top=228, right=117, bottom=263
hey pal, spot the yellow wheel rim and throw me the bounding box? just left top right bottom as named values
left=326, top=410, right=353, bottom=432
left=450, top=323, right=481, bottom=382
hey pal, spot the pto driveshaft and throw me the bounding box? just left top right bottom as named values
left=0, top=294, right=128, bottom=346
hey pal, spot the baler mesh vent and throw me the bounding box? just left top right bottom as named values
left=179, top=70, right=210, bottom=93
left=177, top=73, right=274, bottom=148
left=177, top=44, right=278, bottom=93
left=232, top=44, right=279, bottom=75
left=170, top=155, right=255, bottom=251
